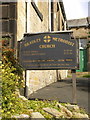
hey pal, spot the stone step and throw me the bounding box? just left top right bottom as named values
left=43, top=107, right=63, bottom=118
left=65, top=104, right=79, bottom=111
left=73, top=112, right=89, bottom=118
left=30, top=112, right=46, bottom=120
left=12, top=114, right=30, bottom=119
left=56, top=103, right=72, bottom=118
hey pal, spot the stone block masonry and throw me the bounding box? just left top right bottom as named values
left=1, top=1, right=68, bottom=96
left=19, top=1, right=68, bottom=96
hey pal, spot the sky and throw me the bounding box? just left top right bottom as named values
left=0, top=0, right=89, bottom=20
left=63, top=0, right=90, bottom=20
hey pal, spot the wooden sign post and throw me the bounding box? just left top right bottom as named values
left=71, top=69, right=77, bottom=104
left=24, top=70, right=28, bottom=98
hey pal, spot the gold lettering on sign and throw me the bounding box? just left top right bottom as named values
left=26, top=63, right=70, bottom=66
left=53, top=37, right=58, bottom=41
left=53, top=37, right=75, bottom=46
left=24, top=39, right=41, bottom=47
left=23, top=59, right=68, bottom=63
left=66, top=59, right=73, bottom=61
left=64, top=50, right=73, bottom=54
left=39, top=44, right=55, bottom=48
left=58, top=59, right=65, bottom=62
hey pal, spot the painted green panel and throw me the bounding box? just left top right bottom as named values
left=83, top=49, right=87, bottom=71
left=77, top=49, right=87, bottom=72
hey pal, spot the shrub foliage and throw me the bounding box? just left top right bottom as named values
left=1, top=39, right=25, bottom=118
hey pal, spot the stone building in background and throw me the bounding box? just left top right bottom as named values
left=67, top=17, right=90, bottom=72
left=0, top=0, right=68, bottom=96
left=0, top=2, right=17, bottom=49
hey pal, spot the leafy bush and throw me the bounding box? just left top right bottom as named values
left=1, top=39, right=25, bottom=118
left=83, top=74, right=90, bottom=78
left=2, top=39, right=24, bottom=87
left=2, top=47, right=23, bottom=77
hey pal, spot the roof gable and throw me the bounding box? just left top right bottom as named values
left=67, top=17, right=89, bottom=28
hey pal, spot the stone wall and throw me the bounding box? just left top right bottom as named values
left=26, top=70, right=68, bottom=96
left=70, top=27, right=88, bottom=39
left=17, top=1, right=68, bottom=96
left=26, top=1, right=57, bottom=96
left=17, top=1, right=26, bottom=41
left=26, top=70, right=57, bottom=95
left=69, top=26, right=90, bottom=71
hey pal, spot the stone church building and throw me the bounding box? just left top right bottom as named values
left=68, top=17, right=90, bottom=72
left=0, top=0, right=69, bottom=96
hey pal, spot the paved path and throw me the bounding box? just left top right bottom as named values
left=29, top=78, right=90, bottom=113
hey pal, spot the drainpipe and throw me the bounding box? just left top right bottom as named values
left=49, top=0, right=51, bottom=32
left=51, top=0, right=54, bottom=31
left=64, top=21, right=66, bottom=30
left=51, top=0, right=61, bottom=80
left=24, top=0, right=28, bottom=98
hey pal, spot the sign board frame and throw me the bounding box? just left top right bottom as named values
left=19, top=31, right=78, bottom=70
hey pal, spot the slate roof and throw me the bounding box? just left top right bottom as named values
left=67, top=17, right=90, bottom=28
